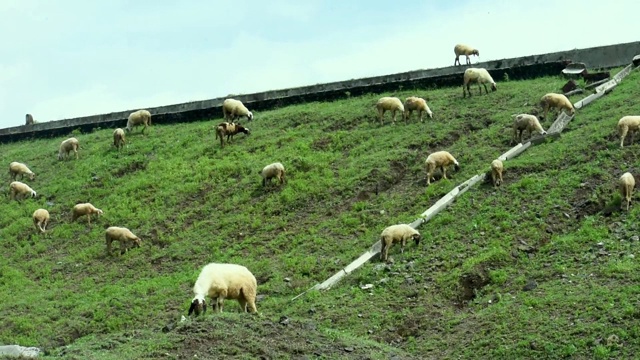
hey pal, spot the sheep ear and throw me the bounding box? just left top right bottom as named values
left=188, top=300, right=196, bottom=316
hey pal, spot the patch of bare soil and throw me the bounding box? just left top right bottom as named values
left=112, top=160, right=147, bottom=178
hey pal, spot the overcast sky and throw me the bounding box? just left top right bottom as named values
left=0, top=0, right=637, bottom=128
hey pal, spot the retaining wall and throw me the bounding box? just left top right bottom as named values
left=2, top=41, right=639, bottom=143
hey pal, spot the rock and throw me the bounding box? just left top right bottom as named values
left=344, top=347, right=354, bottom=352
left=360, top=284, right=374, bottom=290
left=284, top=277, right=291, bottom=282
left=522, top=280, right=537, bottom=291
left=279, top=316, right=290, bottom=326
left=631, top=235, right=639, bottom=242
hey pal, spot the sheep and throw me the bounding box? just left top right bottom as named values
left=214, top=122, right=251, bottom=148
left=425, top=151, right=460, bottom=186
left=32, top=208, right=50, bottom=233
left=463, top=68, right=496, bottom=97
left=260, top=162, right=286, bottom=187
left=379, top=224, right=422, bottom=262
left=222, top=99, right=254, bottom=122
left=490, top=159, right=504, bottom=188
left=9, top=181, right=36, bottom=201
left=113, top=128, right=126, bottom=150
left=403, top=96, right=433, bottom=123
left=511, top=114, right=547, bottom=144
left=539, top=93, right=575, bottom=121
left=375, top=97, right=405, bottom=126
left=188, top=262, right=258, bottom=316
left=8, top=162, right=35, bottom=181
left=105, top=226, right=142, bottom=256
left=619, top=172, right=635, bottom=211
left=454, top=44, right=480, bottom=66
left=617, top=116, right=640, bottom=148
left=58, top=137, right=79, bottom=160
left=25, top=114, right=35, bottom=125
left=71, top=203, right=103, bottom=224
left=126, top=109, right=152, bottom=134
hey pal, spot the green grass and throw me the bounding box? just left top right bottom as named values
left=1, top=67, right=639, bottom=359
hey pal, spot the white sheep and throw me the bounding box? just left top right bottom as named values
left=454, top=44, right=480, bottom=66
left=214, top=122, right=251, bottom=148
left=9, top=181, right=36, bottom=201
left=617, top=116, right=640, bottom=148
left=8, top=162, right=35, bottom=181
left=71, top=203, right=103, bottom=224
left=58, top=137, right=79, bottom=160
left=188, top=262, right=258, bottom=316
left=375, top=97, right=405, bottom=126
left=25, top=114, right=35, bottom=125
left=379, top=224, right=422, bottom=262
left=425, top=151, right=460, bottom=186
left=511, top=113, right=547, bottom=144
left=126, top=109, right=152, bottom=134
left=403, top=96, right=433, bottom=123
left=463, top=68, right=496, bottom=97
left=105, top=226, right=142, bottom=256
left=32, top=208, right=50, bottom=233
left=490, top=159, right=504, bottom=188
left=260, top=162, right=286, bottom=187
left=539, top=93, right=575, bottom=121
left=222, top=99, right=254, bottom=122
left=619, top=172, right=635, bottom=211
left=113, top=128, right=126, bottom=150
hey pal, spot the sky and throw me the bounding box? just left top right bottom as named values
left=0, top=0, right=637, bottom=128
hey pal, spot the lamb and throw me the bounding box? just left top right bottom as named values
left=260, top=162, right=286, bottom=187
left=375, top=97, right=405, bottom=126
left=539, top=93, right=575, bottom=121
left=8, top=162, right=35, bottom=181
left=32, top=208, right=50, bottom=233
left=222, top=99, right=254, bottom=122
left=188, top=262, right=258, bottom=316
left=9, top=181, right=36, bottom=201
left=113, top=128, right=126, bottom=150
left=619, top=172, right=635, bottom=211
left=403, top=96, right=433, bottom=123
left=454, top=44, right=480, bottom=66
left=379, top=224, right=422, bottom=262
left=617, top=116, right=640, bottom=148
left=214, top=122, right=251, bottom=148
left=490, top=159, right=504, bottom=188
left=57, top=137, right=79, bottom=160
left=126, top=109, right=152, bottom=134
left=71, top=203, right=104, bottom=224
left=425, top=151, right=460, bottom=186
left=511, top=114, right=547, bottom=144
left=25, top=114, right=35, bottom=125
left=105, top=226, right=142, bottom=256
left=462, top=68, right=496, bottom=97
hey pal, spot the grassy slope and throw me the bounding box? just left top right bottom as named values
left=0, top=67, right=638, bottom=359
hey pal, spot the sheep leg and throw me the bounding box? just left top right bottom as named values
left=630, top=130, right=635, bottom=147
left=454, top=56, right=459, bottom=66
left=441, top=166, right=447, bottom=180
left=466, top=56, right=470, bottom=65
left=482, top=83, right=488, bottom=95
left=379, top=109, right=384, bottom=126
left=238, top=299, right=248, bottom=312
left=87, top=214, right=91, bottom=225
left=620, top=127, right=628, bottom=148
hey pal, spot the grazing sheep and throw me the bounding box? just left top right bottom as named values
left=222, top=99, right=254, bottom=122
left=404, top=96, right=433, bottom=123
left=126, top=109, right=152, bottom=134
left=379, top=224, right=422, bottom=262
left=8, top=162, right=35, bottom=181
left=71, top=203, right=103, bottom=224
left=490, top=159, right=504, bottom=188
left=105, top=226, right=141, bottom=256
left=32, top=208, right=50, bottom=233
left=25, top=114, right=35, bottom=125
left=425, top=151, right=460, bottom=186
left=58, top=137, right=79, bottom=160
left=9, top=181, right=36, bottom=201
left=462, top=68, right=496, bottom=97
left=188, top=262, right=258, bottom=316
left=619, top=172, right=635, bottom=211
left=511, top=114, right=547, bottom=144
left=375, top=97, right=405, bottom=126
left=260, top=162, right=286, bottom=187
left=617, top=116, right=640, bottom=148
left=539, top=93, right=575, bottom=121
left=215, top=122, right=251, bottom=148
left=454, top=44, right=480, bottom=66
left=113, top=128, right=126, bottom=150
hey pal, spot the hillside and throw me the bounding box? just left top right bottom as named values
left=1, top=67, right=639, bottom=359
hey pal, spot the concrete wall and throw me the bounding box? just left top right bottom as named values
left=2, top=41, right=639, bottom=143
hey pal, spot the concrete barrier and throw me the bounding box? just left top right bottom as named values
left=3, top=41, right=640, bottom=144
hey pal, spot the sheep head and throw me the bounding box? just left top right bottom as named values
left=472, top=49, right=479, bottom=56
left=412, top=233, right=422, bottom=245
left=454, top=164, right=461, bottom=172
left=247, top=111, right=254, bottom=121
left=238, top=126, right=251, bottom=135
left=132, top=237, right=142, bottom=248
left=491, top=83, right=497, bottom=92
left=188, top=297, right=207, bottom=317
left=30, top=190, right=37, bottom=198
left=28, top=173, right=35, bottom=181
